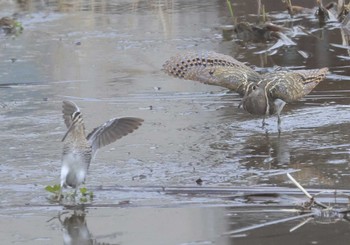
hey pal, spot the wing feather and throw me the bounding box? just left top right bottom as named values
left=262, top=68, right=328, bottom=102
left=163, top=51, right=261, bottom=96
left=87, top=117, right=144, bottom=155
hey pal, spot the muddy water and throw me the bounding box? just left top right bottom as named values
left=1, top=0, right=350, bottom=244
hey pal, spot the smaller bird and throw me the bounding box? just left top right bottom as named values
left=163, top=51, right=328, bottom=133
left=338, top=2, right=350, bottom=22
left=233, top=22, right=289, bottom=43
left=59, top=101, right=143, bottom=201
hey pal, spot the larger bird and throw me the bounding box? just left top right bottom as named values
left=163, top=51, right=328, bottom=133
left=59, top=100, right=143, bottom=201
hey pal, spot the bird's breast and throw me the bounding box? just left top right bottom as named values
left=61, top=150, right=91, bottom=188
left=242, top=89, right=269, bottom=116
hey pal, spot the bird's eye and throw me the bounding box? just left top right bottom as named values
left=252, top=85, right=257, bottom=90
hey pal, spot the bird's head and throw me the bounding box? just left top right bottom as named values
left=62, top=111, right=84, bottom=142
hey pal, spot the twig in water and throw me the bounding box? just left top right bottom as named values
left=286, top=173, right=329, bottom=209
left=289, top=217, right=313, bottom=232
left=225, top=212, right=314, bottom=235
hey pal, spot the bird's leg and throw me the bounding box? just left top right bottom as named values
left=261, top=117, right=268, bottom=128
left=58, top=185, right=63, bottom=202
left=262, top=117, right=270, bottom=134
left=262, top=117, right=265, bottom=128
left=73, top=188, right=78, bottom=200
left=277, top=113, right=282, bottom=135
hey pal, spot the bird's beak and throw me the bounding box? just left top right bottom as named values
left=62, top=123, right=74, bottom=142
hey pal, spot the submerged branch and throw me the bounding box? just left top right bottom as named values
left=287, top=173, right=329, bottom=209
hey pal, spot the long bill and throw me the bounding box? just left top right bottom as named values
left=62, top=123, right=74, bottom=142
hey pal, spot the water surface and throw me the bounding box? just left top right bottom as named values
left=1, top=0, right=350, bottom=244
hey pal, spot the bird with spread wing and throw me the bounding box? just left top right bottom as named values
left=59, top=100, right=143, bottom=201
left=163, top=51, right=328, bottom=133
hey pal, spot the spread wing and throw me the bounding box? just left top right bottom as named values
left=87, top=117, right=144, bottom=155
left=163, top=51, right=262, bottom=96
left=263, top=68, right=328, bottom=102
left=62, top=100, right=80, bottom=128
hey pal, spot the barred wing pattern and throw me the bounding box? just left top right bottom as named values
left=87, top=117, right=144, bottom=155
left=163, top=51, right=261, bottom=96
left=263, top=68, right=328, bottom=103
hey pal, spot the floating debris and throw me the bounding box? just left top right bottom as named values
left=315, top=0, right=338, bottom=25
left=196, top=178, right=203, bottom=185
left=0, top=17, right=23, bottom=35
left=338, top=1, right=350, bottom=22
left=224, top=172, right=350, bottom=236
left=233, top=22, right=291, bottom=43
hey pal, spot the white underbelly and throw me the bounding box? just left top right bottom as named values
left=61, top=152, right=88, bottom=188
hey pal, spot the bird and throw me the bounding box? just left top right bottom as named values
left=233, top=22, right=289, bottom=43
left=162, top=51, right=328, bottom=133
left=0, top=17, right=23, bottom=35
left=59, top=100, right=143, bottom=201
left=338, top=2, right=350, bottom=22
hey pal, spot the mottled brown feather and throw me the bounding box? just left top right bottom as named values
left=263, top=68, right=328, bottom=102
left=163, top=51, right=328, bottom=118
left=87, top=117, right=144, bottom=155
left=163, top=51, right=261, bottom=96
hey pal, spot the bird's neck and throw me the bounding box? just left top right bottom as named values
left=69, top=124, right=87, bottom=142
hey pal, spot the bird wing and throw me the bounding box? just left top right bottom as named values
left=263, top=68, right=328, bottom=102
left=87, top=117, right=144, bottom=155
left=62, top=100, right=80, bottom=128
left=163, top=51, right=262, bottom=96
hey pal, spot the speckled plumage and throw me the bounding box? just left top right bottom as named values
left=59, top=101, right=143, bottom=200
left=163, top=51, right=328, bottom=132
left=163, top=51, right=261, bottom=96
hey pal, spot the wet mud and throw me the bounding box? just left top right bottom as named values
left=1, top=0, right=350, bottom=244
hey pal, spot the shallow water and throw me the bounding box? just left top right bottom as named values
left=1, top=0, right=350, bottom=244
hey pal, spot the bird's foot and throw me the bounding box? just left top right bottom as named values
left=261, top=120, right=269, bottom=129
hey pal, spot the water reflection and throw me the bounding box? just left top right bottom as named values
left=339, top=22, right=350, bottom=57
left=59, top=209, right=120, bottom=245
left=14, top=0, right=180, bottom=14
left=228, top=207, right=350, bottom=245
left=61, top=210, right=93, bottom=245
left=1, top=0, right=350, bottom=244
left=51, top=206, right=230, bottom=245
left=242, top=134, right=291, bottom=167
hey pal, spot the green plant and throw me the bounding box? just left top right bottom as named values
left=45, top=184, right=94, bottom=203
left=79, top=187, right=94, bottom=202
left=226, top=0, right=238, bottom=24
left=45, top=184, right=62, bottom=201
left=45, top=184, right=61, bottom=194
